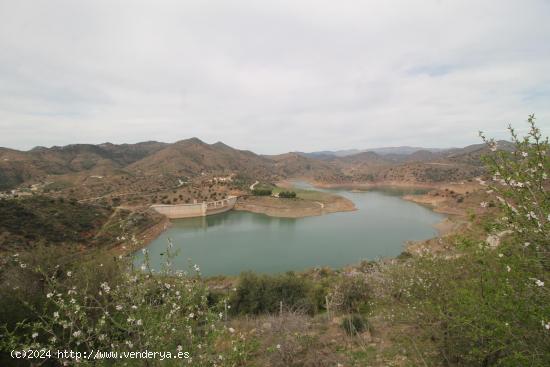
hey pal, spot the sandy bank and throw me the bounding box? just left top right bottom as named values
left=309, top=180, right=438, bottom=191
left=234, top=195, right=355, bottom=218
left=401, top=194, right=460, bottom=215
left=309, top=179, right=480, bottom=193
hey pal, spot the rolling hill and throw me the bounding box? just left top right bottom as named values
left=0, top=138, right=510, bottom=193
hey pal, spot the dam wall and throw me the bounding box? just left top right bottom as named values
left=151, top=196, right=237, bottom=219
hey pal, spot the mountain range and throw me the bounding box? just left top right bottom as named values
left=298, top=146, right=451, bottom=158
left=0, top=139, right=514, bottom=191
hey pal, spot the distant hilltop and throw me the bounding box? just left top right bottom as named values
left=298, top=146, right=453, bottom=158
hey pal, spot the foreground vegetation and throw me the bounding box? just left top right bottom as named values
left=0, top=116, right=548, bottom=366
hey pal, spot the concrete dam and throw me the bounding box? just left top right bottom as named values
left=151, top=196, right=238, bottom=219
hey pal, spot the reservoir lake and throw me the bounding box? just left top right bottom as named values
left=134, top=185, right=444, bottom=277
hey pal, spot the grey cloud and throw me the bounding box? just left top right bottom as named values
left=0, top=0, right=549, bottom=153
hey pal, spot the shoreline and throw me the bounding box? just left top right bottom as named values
left=112, top=214, right=171, bottom=256
left=116, top=191, right=356, bottom=255
left=234, top=195, right=356, bottom=218
left=284, top=178, right=469, bottom=238
left=123, top=179, right=475, bottom=259
left=307, top=180, right=441, bottom=190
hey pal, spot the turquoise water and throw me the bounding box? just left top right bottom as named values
left=134, top=185, right=444, bottom=277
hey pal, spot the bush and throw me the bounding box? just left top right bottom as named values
left=0, top=244, right=247, bottom=366
left=329, top=275, right=371, bottom=314
left=278, top=191, right=297, bottom=198
left=389, top=115, right=550, bottom=366
left=252, top=188, right=272, bottom=196
left=341, top=314, right=368, bottom=336
left=230, top=272, right=324, bottom=315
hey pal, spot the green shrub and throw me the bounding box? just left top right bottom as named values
left=230, top=272, right=323, bottom=315
left=252, top=188, right=272, bottom=196
left=278, top=191, right=297, bottom=198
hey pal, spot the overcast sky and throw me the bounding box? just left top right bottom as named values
left=1, top=0, right=549, bottom=154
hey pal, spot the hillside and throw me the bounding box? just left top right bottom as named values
left=0, top=139, right=512, bottom=202
left=0, top=142, right=168, bottom=190
left=0, top=194, right=166, bottom=253
left=0, top=139, right=337, bottom=202
left=128, top=138, right=276, bottom=180
left=267, top=152, right=341, bottom=178
left=0, top=196, right=112, bottom=250
left=318, top=141, right=514, bottom=185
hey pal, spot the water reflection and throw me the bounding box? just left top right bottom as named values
left=135, top=187, right=444, bottom=277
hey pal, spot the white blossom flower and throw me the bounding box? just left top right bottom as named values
left=228, top=327, right=235, bottom=333
left=72, top=330, right=81, bottom=338
left=193, top=264, right=200, bottom=272
left=32, top=332, right=38, bottom=339
left=177, top=345, right=183, bottom=352
left=46, top=293, right=53, bottom=298
left=535, top=279, right=544, bottom=287
left=116, top=305, right=123, bottom=311
left=53, top=312, right=59, bottom=319
left=66, top=271, right=72, bottom=277
left=20, top=263, right=27, bottom=268
left=521, top=151, right=528, bottom=157
left=506, top=265, right=511, bottom=272
left=276, top=344, right=281, bottom=350
left=136, top=319, right=142, bottom=326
